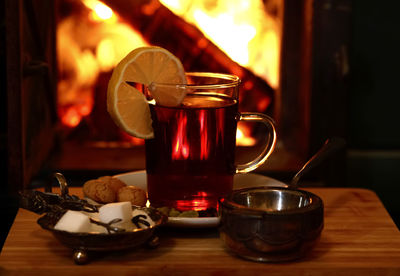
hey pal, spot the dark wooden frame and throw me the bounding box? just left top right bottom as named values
left=5, top=0, right=58, bottom=191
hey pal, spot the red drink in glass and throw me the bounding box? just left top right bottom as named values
left=146, top=94, right=238, bottom=211
left=145, top=72, right=276, bottom=212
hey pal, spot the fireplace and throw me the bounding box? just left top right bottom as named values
left=5, top=0, right=350, bottom=192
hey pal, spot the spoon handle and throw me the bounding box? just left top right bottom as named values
left=290, top=137, right=346, bottom=188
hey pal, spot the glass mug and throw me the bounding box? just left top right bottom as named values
left=145, top=72, right=276, bottom=211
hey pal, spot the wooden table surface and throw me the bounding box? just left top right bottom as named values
left=1, top=187, right=400, bottom=275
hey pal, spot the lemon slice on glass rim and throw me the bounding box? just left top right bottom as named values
left=107, top=46, right=186, bottom=139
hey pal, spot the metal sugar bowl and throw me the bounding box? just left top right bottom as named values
left=218, top=186, right=324, bottom=262
left=217, top=138, right=346, bottom=262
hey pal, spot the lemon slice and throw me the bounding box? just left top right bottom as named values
left=107, top=46, right=186, bottom=138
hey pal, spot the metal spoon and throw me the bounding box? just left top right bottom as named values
left=290, top=137, right=346, bottom=189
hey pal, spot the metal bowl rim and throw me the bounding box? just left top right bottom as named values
left=219, top=186, right=323, bottom=215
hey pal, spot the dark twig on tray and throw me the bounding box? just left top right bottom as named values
left=19, top=189, right=98, bottom=216
left=132, top=214, right=151, bottom=228
left=89, top=218, right=126, bottom=234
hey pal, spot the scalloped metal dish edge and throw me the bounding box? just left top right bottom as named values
left=37, top=207, right=167, bottom=251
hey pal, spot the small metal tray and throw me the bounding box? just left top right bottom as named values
left=37, top=206, right=166, bottom=264
left=20, top=173, right=167, bottom=264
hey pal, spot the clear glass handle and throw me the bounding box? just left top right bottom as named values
left=235, top=112, right=277, bottom=174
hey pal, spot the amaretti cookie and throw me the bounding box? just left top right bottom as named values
left=83, top=176, right=147, bottom=206
left=117, top=186, right=147, bottom=206
left=83, top=179, right=117, bottom=203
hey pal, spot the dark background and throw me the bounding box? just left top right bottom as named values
left=346, top=0, right=400, bottom=227
left=1, top=0, right=400, bottom=250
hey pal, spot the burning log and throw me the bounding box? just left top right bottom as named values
left=102, top=0, right=275, bottom=114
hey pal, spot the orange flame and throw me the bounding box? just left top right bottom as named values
left=82, top=0, right=117, bottom=22
left=57, top=0, right=147, bottom=128
left=160, top=0, right=281, bottom=88
left=236, top=125, right=256, bottom=146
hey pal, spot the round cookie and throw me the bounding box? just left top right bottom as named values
left=117, top=186, right=147, bottom=206
left=83, top=179, right=116, bottom=203
left=97, top=176, right=126, bottom=193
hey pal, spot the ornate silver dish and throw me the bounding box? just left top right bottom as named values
left=19, top=173, right=167, bottom=264
left=37, top=206, right=166, bottom=264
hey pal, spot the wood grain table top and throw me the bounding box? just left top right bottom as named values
left=1, top=187, right=400, bottom=275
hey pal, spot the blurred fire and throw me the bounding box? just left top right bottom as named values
left=57, top=0, right=147, bottom=129
left=236, top=125, right=257, bottom=146
left=57, top=0, right=280, bottom=147
left=160, top=0, right=281, bottom=89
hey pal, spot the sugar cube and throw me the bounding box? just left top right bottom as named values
left=54, top=210, right=91, bottom=233
left=99, top=202, right=132, bottom=224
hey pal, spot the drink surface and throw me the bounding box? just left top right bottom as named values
left=145, top=94, right=238, bottom=211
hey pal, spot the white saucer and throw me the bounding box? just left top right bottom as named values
left=114, top=170, right=286, bottom=228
